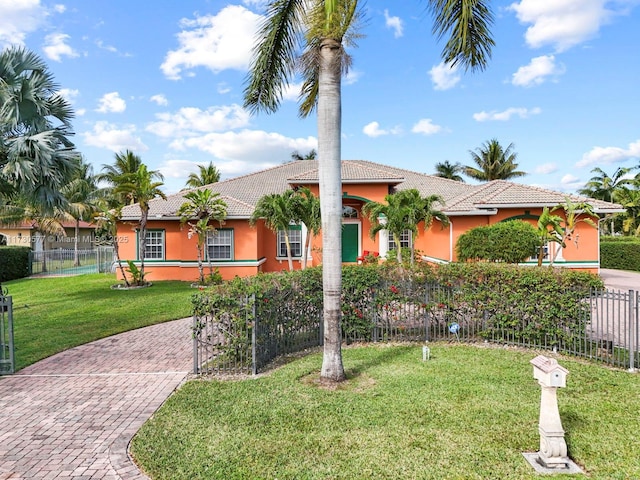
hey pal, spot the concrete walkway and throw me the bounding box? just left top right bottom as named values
left=0, top=317, right=193, bottom=480
left=599, top=268, right=640, bottom=291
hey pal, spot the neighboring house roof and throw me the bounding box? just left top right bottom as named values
left=0, top=220, right=95, bottom=230
left=119, top=160, right=624, bottom=220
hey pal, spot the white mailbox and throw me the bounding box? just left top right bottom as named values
left=531, top=355, right=568, bottom=388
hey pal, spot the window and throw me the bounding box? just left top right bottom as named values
left=278, top=226, right=302, bottom=258
left=145, top=230, right=164, bottom=259
left=207, top=229, right=234, bottom=261
left=530, top=243, right=549, bottom=262
left=342, top=205, right=358, bottom=218
left=388, top=229, right=412, bottom=251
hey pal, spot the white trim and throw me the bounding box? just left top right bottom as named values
left=125, top=259, right=267, bottom=268
left=421, top=255, right=449, bottom=264
left=444, top=209, right=498, bottom=217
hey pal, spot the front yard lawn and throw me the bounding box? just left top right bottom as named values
left=4, top=274, right=194, bottom=370
left=131, top=344, right=640, bottom=480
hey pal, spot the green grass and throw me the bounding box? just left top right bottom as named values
left=132, top=344, right=640, bottom=480
left=4, top=274, right=194, bottom=370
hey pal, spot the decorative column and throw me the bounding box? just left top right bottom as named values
left=530, top=355, right=570, bottom=469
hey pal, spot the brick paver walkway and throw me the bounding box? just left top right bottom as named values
left=0, top=317, right=193, bottom=479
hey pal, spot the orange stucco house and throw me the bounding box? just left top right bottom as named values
left=116, top=160, right=623, bottom=282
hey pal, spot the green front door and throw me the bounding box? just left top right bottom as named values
left=342, top=223, right=359, bottom=262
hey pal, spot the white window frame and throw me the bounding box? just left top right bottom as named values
left=277, top=226, right=303, bottom=258
left=144, top=230, right=165, bottom=260
left=388, top=229, right=412, bottom=251
left=206, top=229, right=234, bottom=261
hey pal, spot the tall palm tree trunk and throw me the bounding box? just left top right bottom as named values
left=197, top=240, right=205, bottom=284
left=318, top=38, right=345, bottom=383
left=283, top=231, right=294, bottom=271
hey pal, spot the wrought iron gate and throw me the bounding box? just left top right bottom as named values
left=0, top=283, right=14, bottom=375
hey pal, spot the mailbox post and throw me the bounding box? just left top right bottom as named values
left=530, top=355, right=569, bottom=469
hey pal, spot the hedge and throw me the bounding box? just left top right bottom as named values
left=600, top=239, right=640, bottom=272
left=0, top=246, right=31, bottom=282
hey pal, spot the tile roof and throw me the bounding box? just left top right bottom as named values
left=120, top=159, right=623, bottom=219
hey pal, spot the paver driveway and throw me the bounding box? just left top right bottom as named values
left=0, top=317, right=193, bottom=479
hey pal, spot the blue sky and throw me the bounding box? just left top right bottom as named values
left=1, top=0, right=639, bottom=194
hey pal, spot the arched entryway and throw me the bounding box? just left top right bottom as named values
left=341, top=204, right=362, bottom=262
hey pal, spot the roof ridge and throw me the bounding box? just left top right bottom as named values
left=350, top=159, right=471, bottom=185
left=345, top=160, right=405, bottom=179
left=219, top=194, right=257, bottom=210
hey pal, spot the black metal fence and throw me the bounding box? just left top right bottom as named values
left=0, top=286, right=14, bottom=375
left=193, top=283, right=639, bottom=376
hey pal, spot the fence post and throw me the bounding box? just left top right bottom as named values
left=192, top=315, right=199, bottom=374
left=0, top=283, right=14, bottom=375
left=629, top=290, right=637, bottom=373
left=251, top=294, right=257, bottom=375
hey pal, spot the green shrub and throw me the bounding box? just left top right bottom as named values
left=193, top=262, right=604, bottom=366
left=456, top=220, right=539, bottom=263
left=0, top=246, right=31, bottom=282
left=600, top=240, right=640, bottom=272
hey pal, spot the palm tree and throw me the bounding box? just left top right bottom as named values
left=250, top=190, right=299, bottom=271
left=292, top=187, right=321, bottom=269
left=177, top=189, right=228, bottom=284
left=465, top=139, right=526, bottom=181
left=115, top=164, right=166, bottom=285
left=363, top=189, right=448, bottom=265
left=549, top=198, right=596, bottom=264
left=184, top=162, right=221, bottom=189
left=406, top=190, right=449, bottom=265
left=97, top=150, right=163, bottom=207
left=536, top=207, right=565, bottom=267
left=614, top=185, right=640, bottom=236
left=0, top=196, right=67, bottom=272
left=1, top=46, right=79, bottom=212
left=290, top=149, right=318, bottom=161
left=60, top=160, right=98, bottom=266
left=244, top=1, right=495, bottom=382
left=578, top=167, right=631, bottom=235
left=434, top=161, right=464, bottom=182
left=93, top=204, right=129, bottom=286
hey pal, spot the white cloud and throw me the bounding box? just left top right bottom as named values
left=511, top=55, right=565, bottom=87
left=411, top=119, right=443, bottom=136
left=161, top=5, right=261, bottom=80
left=344, top=69, right=362, bottom=85
left=96, top=92, right=126, bottom=113
left=576, top=139, right=640, bottom=168
left=0, top=0, right=46, bottom=47
left=384, top=10, right=403, bottom=38
left=363, top=122, right=386, bottom=138
left=282, top=82, right=303, bottom=102
left=43, top=33, right=79, bottom=62
left=53, top=4, right=66, bottom=13
left=509, top=0, right=615, bottom=52
left=429, top=62, right=460, bottom=91
left=534, top=162, right=558, bottom=174
left=158, top=159, right=202, bottom=179
left=146, top=105, right=251, bottom=138
left=59, top=88, right=79, bottom=102
left=473, top=107, right=542, bottom=122
left=362, top=121, right=402, bottom=138
left=82, top=121, right=148, bottom=152
left=560, top=174, right=583, bottom=190
left=217, top=83, right=232, bottom=94
left=169, top=129, right=317, bottom=165
left=150, top=94, right=168, bottom=106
